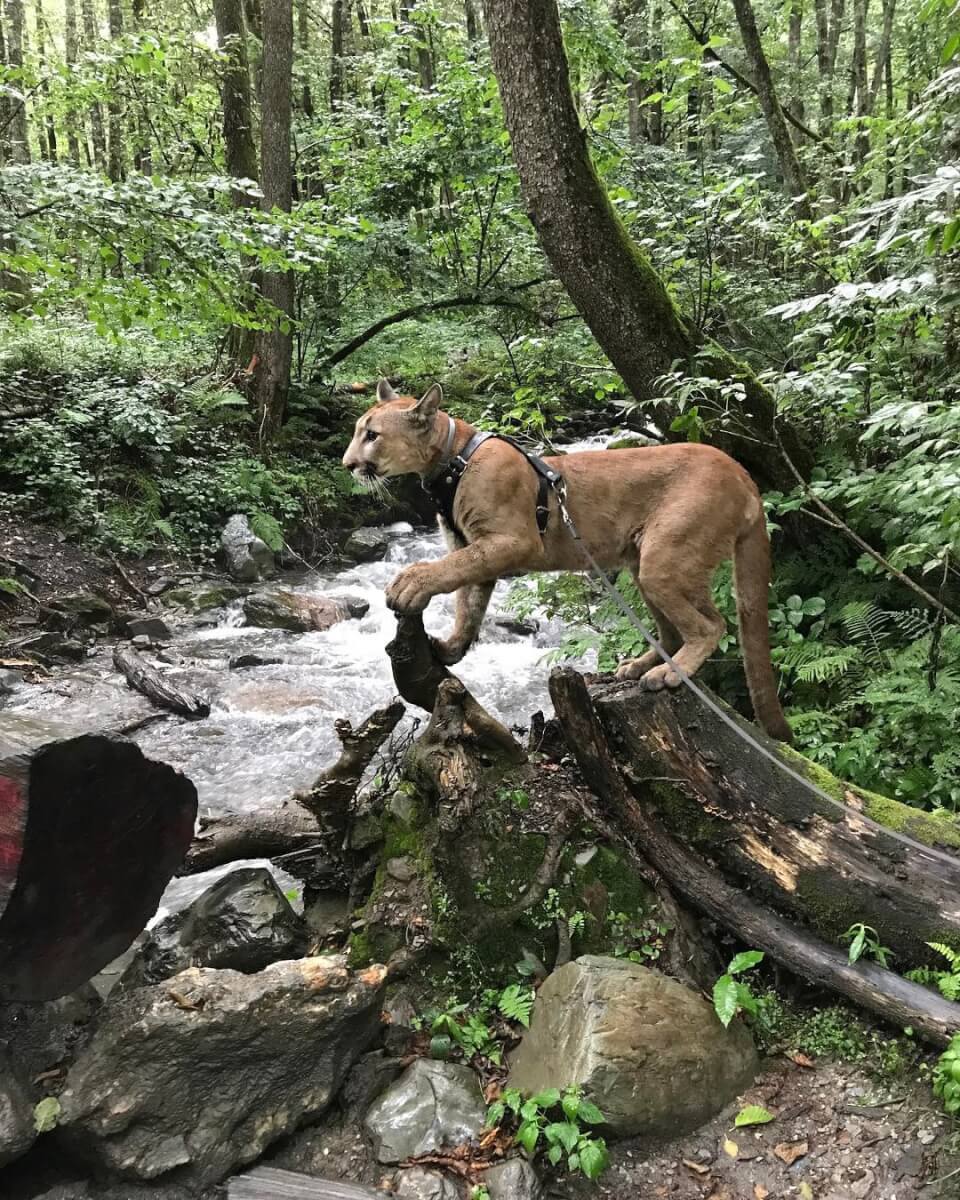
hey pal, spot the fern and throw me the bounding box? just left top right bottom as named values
left=795, top=647, right=862, bottom=683
left=250, top=511, right=284, bottom=552
left=906, top=943, right=960, bottom=1001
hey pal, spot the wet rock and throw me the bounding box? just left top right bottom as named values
left=145, top=576, right=176, bottom=597
left=340, top=1050, right=404, bottom=1120
left=340, top=593, right=372, bottom=619
left=220, top=514, right=277, bottom=583
left=394, top=1167, right=461, bottom=1199
left=0, top=668, right=23, bottom=695
left=484, top=1158, right=544, bottom=1200
left=131, top=634, right=152, bottom=649
left=125, top=616, right=172, bottom=642
left=0, top=1049, right=35, bottom=1167
left=164, top=583, right=249, bottom=612
left=508, top=956, right=757, bottom=1139
left=58, top=956, right=387, bottom=1184
left=228, top=653, right=284, bottom=670
left=242, top=591, right=367, bottom=633
left=386, top=857, right=417, bottom=883
left=494, top=615, right=540, bottom=637
left=49, top=593, right=115, bottom=626
left=343, top=526, right=390, bottom=563
left=364, top=1059, right=486, bottom=1164
left=0, top=986, right=101, bottom=1080
left=119, top=867, right=306, bottom=989
left=14, top=632, right=86, bottom=662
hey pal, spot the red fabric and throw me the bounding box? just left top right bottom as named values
left=0, top=776, right=25, bottom=903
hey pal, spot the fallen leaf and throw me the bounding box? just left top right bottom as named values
left=735, top=1104, right=776, bottom=1127
left=723, top=1138, right=739, bottom=1158
left=774, top=1139, right=809, bottom=1165
left=754, top=1187, right=769, bottom=1200
left=800, top=1183, right=814, bottom=1199
left=789, top=1051, right=816, bottom=1068
left=682, top=1159, right=711, bottom=1175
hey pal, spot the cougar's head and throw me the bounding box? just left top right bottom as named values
left=342, top=379, right=444, bottom=487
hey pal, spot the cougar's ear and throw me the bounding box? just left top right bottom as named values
left=376, top=378, right=398, bottom=404
left=409, top=383, right=443, bottom=423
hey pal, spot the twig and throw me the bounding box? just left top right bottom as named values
left=106, top=551, right=148, bottom=601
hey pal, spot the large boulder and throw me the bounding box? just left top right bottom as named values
left=363, top=1059, right=486, bottom=1164
left=484, top=1158, right=543, bottom=1200
left=0, top=1048, right=36, bottom=1167
left=342, top=526, right=390, bottom=563
left=508, top=956, right=757, bottom=1139
left=58, top=956, right=387, bottom=1184
left=220, top=514, right=277, bottom=583
left=394, top=1168, right=461, bottom=1199
left=242, top=591, right=369, bottom=632
left=119, top=868, right=307, bottom=990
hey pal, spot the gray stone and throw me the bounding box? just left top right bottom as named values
left=0, top=985, right=101, bottom=1080
left=126, top=616, right=172, bottom=642
left=50, top=593, right=115, bottom=626
left=59, top=956, right=387, bottom=1184
left=221, top=514, right=277, bottom=583
left=508, top=956, right=757, bottom=1140
left=386, top=856, right=417, bottom=883
left=242, top=591, right=367, bottom=633
left=394, top=1168, right=461, bottom=1200
left=145, top=576, right=176, bottom=597
left=340, top=1050, right=404, bottom=1121
left=228, top=653, right=284, bottom=670
left=0, top=1048, right=36, bottom=1167
left=484, top=1158, right=544, bottom=1200
left=164, top=584, right=249, bottom=612
left=342, top=527, right=390, bottom=563
left=388, top=789, right=418, bottom=826
left=119, top=867, right=307, bottom=990
left=131, top=634, right=152, bottom=648
left=494, top=615, right=540, bottom=637
left=364, top=1059, right=486, bottom=1164
left=0, top=668, right=23, bottom=695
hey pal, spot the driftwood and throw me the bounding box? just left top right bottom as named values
left=0, top=733, right=197, bottom=1001
left=386, top=613, right=524, bottom=762
left=550, top=668, right=960, bottom=1046
left=229, top=1167, right=381, bottom=1199
left=113, top=644, right=210, bottom=719
left=184, top=702, right=406, bottom=874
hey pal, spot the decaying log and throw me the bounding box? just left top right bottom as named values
left=113, top=645, right=210, bottom=719
left=550, top=669, right=960, bottom=1047
left=186, top=702, right=407, bottom=874
left=0, top=734, right=197, bottom=1001
left=386, top=613, right=524, bottom=761
left=230, top=1167, right=382, bottom=1198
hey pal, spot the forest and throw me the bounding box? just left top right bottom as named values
left=1, top=0, right=960, bottom=1197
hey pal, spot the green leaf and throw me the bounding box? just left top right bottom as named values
left=713, top=974, right=740, bottom=1027
left=520, top=1099, right=540, bottom=1121
left=735, top=1105, right=775, bottom=1127
left=577, top=1100, right=605, bottom=1125
left=486, top=1101, right=506, bottom=1127
left=429, top=1034, right=452, bottom=1060
left=516, top=1119, right=540, bottom=1154
left=33, top=1097, right=61, bottom=1133
left=530, top=1087, right=561, bottom=1109
left=728, top=951, right=764, bottom=976
left=548, top=1144, right=563, bottom=1165
left=578, top=1138, right=610, bottom=1180
left=561, top=1089, right=580, bottom=1121
left=545, top=1121, right=580, bottom=1153
left=849, top=928, right=866, bottom=963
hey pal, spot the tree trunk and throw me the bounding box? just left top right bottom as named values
left=81, top=0, right=106, bottom=169
left=648, top=0, right=664, bottom=144
left=483, top=0, right=811, bottom=490
left=731, top=0, right=812, bottom=217
left=106, top=0, right=123, bottom=179
left=464, top=0, right=479, bottom=45
left=5, top=0, right=30, bottom=163
left=113, top=646, right=211, bottom=719
left=253, top=0, right=294, bottom=444
left=130, top=0, right=152, bottom=173
left=213, top=0, right=259, bottom=195
left=0, top=733, right=197, bottom=1001
left=867, top=0, right=895, bottom=113
left=34, top=0, right=57, bottom=162
left=64, top=0, right=82, bottom=163
left=297, top=0, right=313, bottom=116
left=850, top=0, right=870, bottom=169
left=550, top=669, right=960, bottom=1047
left=813, top=0, right=844, bottom=138
left=0, top=3, right=10, bottom=163
left=330, top=0, right=345, bottom=110
left=620, top=0, right=648, bottom=146
left=787, top=0, right=804, bottom=124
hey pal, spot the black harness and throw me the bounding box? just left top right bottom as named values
left=421, top=419, right=561, bottom=541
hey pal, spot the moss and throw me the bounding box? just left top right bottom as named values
left=646, top=779, right=719, bottom=846
left=165, top=584, right=248, bottom=612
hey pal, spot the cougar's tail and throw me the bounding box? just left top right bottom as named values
left=733, top=515, right=793, bottom=743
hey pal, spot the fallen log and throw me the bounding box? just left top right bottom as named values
left=550, top=669, right=960, bottom=1046
left=386, top=613, right=524, bottom=762
left=113, top=644, right=210, bottom=719
left=0, top=734, right=197, bottom=1001
left=229, top=1167, right=381, bottom=1199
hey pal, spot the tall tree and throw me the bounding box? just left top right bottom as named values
left=35, top=0, right=56, bottom=161
left=813, top=0, right=845, bottom=136
left=213, top=0, right=258, bottom=197
left=787, top=0, right=804, bottom=123
left=64, top=0, right=82, bottom=164
left=107, top=0, right=123, bottom=180
left=253, top=0, right=294, bottom=443
left=81, top=0, right=106, bottom=169
left=330, top=0, right=345, bottom=110
left=483, top=0, right=810, bottom=489
left=5, top=0, right=30, bottom=163
left=731, top=0, right=812, bottom=217
left=297, top=0, right=313, bottom=117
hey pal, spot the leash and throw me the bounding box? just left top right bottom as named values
left=548, top=476, right=872, bottom=811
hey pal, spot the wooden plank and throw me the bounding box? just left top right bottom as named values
left=228, top=1166, right=382, bottom=1200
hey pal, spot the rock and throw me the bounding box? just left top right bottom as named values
left=339, top=593, right=372, bottom=619
left=484, top=1158, right=544, bottom=1200
left=0, top=1049, right=35, bottom=1167
left=394, top=1168, right=461, bottom=1200
left=125, top=616, right=172, bottom=642
left=508, top=956, right=757, bottom=1140
left=119, top=868, right=307, bottom=989
left=340, top=1050, right=404, bottom=1121
left=0, top=986, right=101, bottom=1080
left=228, top=653, right=284, bottom=670
left=386, top=857, right=417, bottom=883
left=220, top=514, right=277, bottom=583
left=364, top=1059, right=486, bottom=1164
left=164, top=583, right=249, bottom=612
left=342, top=526, right=390, bottom=563
left=0, top=668, right=23, bottom=695
left=242, top=591, right=367, bottom=633
left=59, top=956, right=387, bottom=1184
left=14, top=632, right=86, bottom=661
left=494, top=615, right=540, bottom=637
left=145, top=576, right=176, bottom=597
left=131, top=634, right=152, bottom=648
left=49, top=593, right=115, bottom=626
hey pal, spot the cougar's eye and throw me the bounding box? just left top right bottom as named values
left=365, top=429, right=379, bottom=443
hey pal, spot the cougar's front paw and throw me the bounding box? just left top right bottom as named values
left=385, top=564, right=432, bottom=613
left=428, top=635, right=467, bottom=665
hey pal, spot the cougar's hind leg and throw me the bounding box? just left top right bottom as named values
left=429, top=582, right=495, bottom=665
left=615, top=557, right=682, bottom=680
left=633, top=536, right=726, bottom=690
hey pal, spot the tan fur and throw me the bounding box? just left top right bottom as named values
left=344, top=379, right=792, bottom=742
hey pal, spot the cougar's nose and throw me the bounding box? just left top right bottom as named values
left=342, top=448, right=358, bottom=471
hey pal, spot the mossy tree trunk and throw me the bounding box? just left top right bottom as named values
left=483, top=0, right=811, bottom=491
